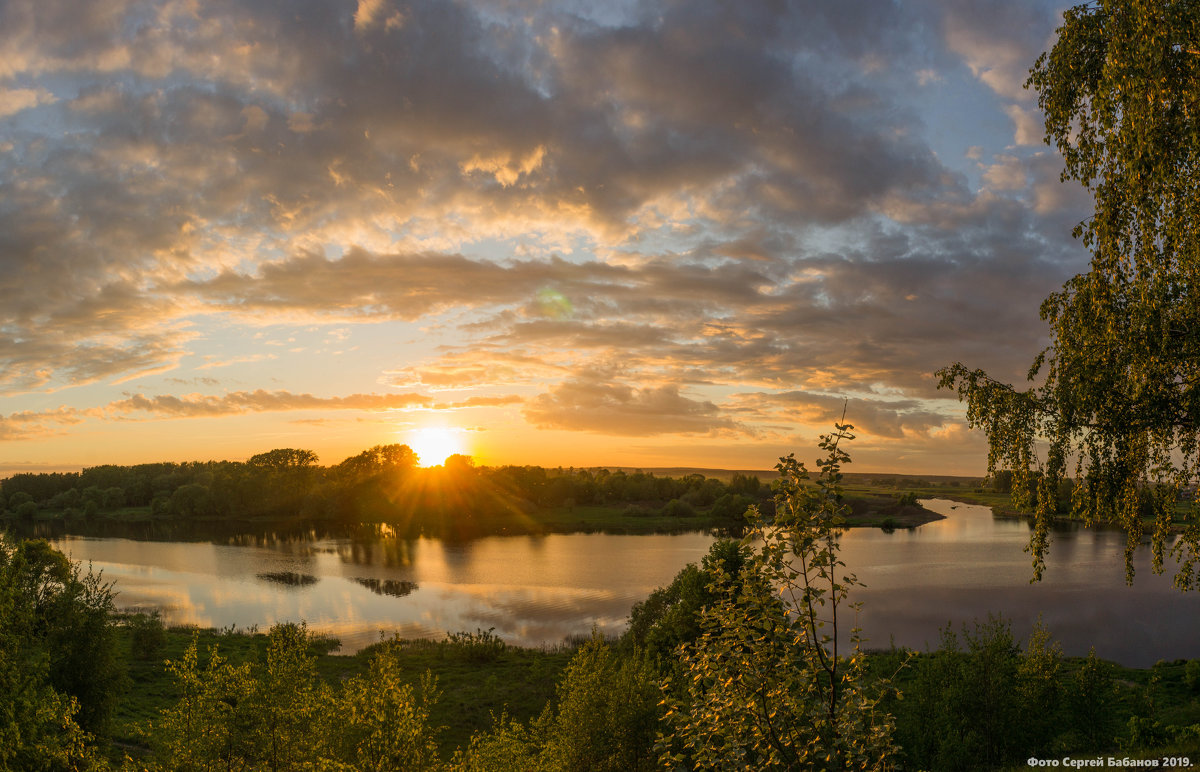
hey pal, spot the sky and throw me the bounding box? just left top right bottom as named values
left=0, top=0, right=1094, bottom=476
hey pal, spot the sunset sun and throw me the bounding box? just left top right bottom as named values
left=409, top=427, right=466, bottom=467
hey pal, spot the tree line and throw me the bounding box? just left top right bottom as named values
left=0, top=445, right=771, bottom=536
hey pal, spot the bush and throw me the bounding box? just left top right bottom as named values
left=892, top=616, right=1063, bottom=771
left=0, top=536, right=111, bottom=768
left=623, top=539, right=749, bottom=664
left=1068, top=649, right=1119, bottom=750
left=14, top=500, right=38, bottom=521
left=445, top=628, right=507, bottom=662
left=455, top=634, right=659, bottom=772
left=1185, top=659, right=1200, bottom=691
left=154, top=623, right=443, bottom=771
left=661, top=498, right=695, bottom=518
left=128, top=611, right=168, bottom=661
left=325, top=640, right=442, bottom=772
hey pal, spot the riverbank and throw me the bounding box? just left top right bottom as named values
left=1, top=485, right=949, bottom=540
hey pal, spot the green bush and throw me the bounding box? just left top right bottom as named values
left=0, top=536, right=123, bottom=766
left=454, top=634, right=659, bottom=772
left=623, top=539, right=749, bottom=664
left=152, top=623, right=442, bottom=771
left=1068, top=649, right=1119, bottom=750
left=445, top=628, right=507, bottom=662
left=661, top=498, right=695, bottom=518
left=128, top=611, right=168, bottom=661
left=1185, top=659, right=1200, bottom=691
left=892, top=616, right=1063, bottom=771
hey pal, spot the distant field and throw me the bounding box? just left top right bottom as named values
left=594, top=467, right=986, bottom=487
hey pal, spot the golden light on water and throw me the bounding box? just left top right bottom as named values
left=408, top=426, right=467, bottom=466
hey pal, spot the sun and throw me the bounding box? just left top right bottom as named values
left=408, top=426, right=466, bottom=467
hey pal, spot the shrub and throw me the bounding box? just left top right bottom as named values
left=623, top=539, right=749, bottom=665
left=661, top=498, right=695, bottom=518
left=893, top=616, right=1063, bottom=771
left=128, top=611, right=168, bottom=661
left=1185, top=659, right=1200, bottom=691
left=445, top=628, right=507, bottom=662
left=454, top=634, right=660, bottom=772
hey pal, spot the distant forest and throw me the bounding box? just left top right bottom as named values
left=0, top=445, right=774, bottom=537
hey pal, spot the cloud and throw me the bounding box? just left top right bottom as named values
left=727, top=390, right=953, bottom=440
left=0, top=406, right=84, bottom=441
left=524, top=379, right=743, bottom=436
left=0, top=87, right=54, bottom=117
left=104, top=390, right=433, bottom=419
left=942, top=0, right=1057, bottom=101
left=1005, top=103, right=1044, bottom=146
left=982, top=154, right=1028, bottom=191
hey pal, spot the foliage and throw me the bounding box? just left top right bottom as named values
left=661, top=498, right=696, bottom=518
left=541, top=633, right=660, bottom=771
left=320, top=639, right=442, bottom=772
left=452, top=633, right=660, bottom=772
left=1068, top=649, right=1121, bottom=750
left=623, top=539, right=749, bottom=666
left=0, top=536, right=106, bottom=771
left=938, top=0, right=1200, bottom=588
left=892, top=616, right=1062, bottom=771
left=658, top=425, right=897, bottom=771
left=1186, top=659, right=1200, bottom=691
left=443, top=628, right=507, bottom=663
left=148, top=623, right=443, bottom=771
left=0, top=537, right=124, bottom=738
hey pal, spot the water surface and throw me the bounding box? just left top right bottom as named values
left=48, top=500, right=1200, bottom=665
left=51, top=530, right=716, bottom=652
left=844, top=499, right=1200, bottom=665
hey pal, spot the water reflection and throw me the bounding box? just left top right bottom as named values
left=40, top=502, right=1200, bottom=666
left=257, top=572, right=320, bottom=587
left=844, top=500, right=1200, bottom=666
left=351, top=577, right=418, bottom=598
left=49, top=531, right=717, bottom=654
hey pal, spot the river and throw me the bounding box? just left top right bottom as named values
left=46, top=499, right=1200, bottom=666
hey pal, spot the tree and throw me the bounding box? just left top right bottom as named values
left=542, top=634, right=659, bottom=772
left=893, top=617, right=1062, bottom=771
left=247, top=448, right=319, bottom=471
left=335, top=444, right=418, bottom=481
left=658, top=425, right=897, bottom=771
left=454, top=633, right=659, bottom=772
left=939, top=0, right=1200, bottom=587
left=151, top=625, right=443, bottom=771
left=0, top=535, right=119, bottom=767
left=322, top=640, right=442, bottom=772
